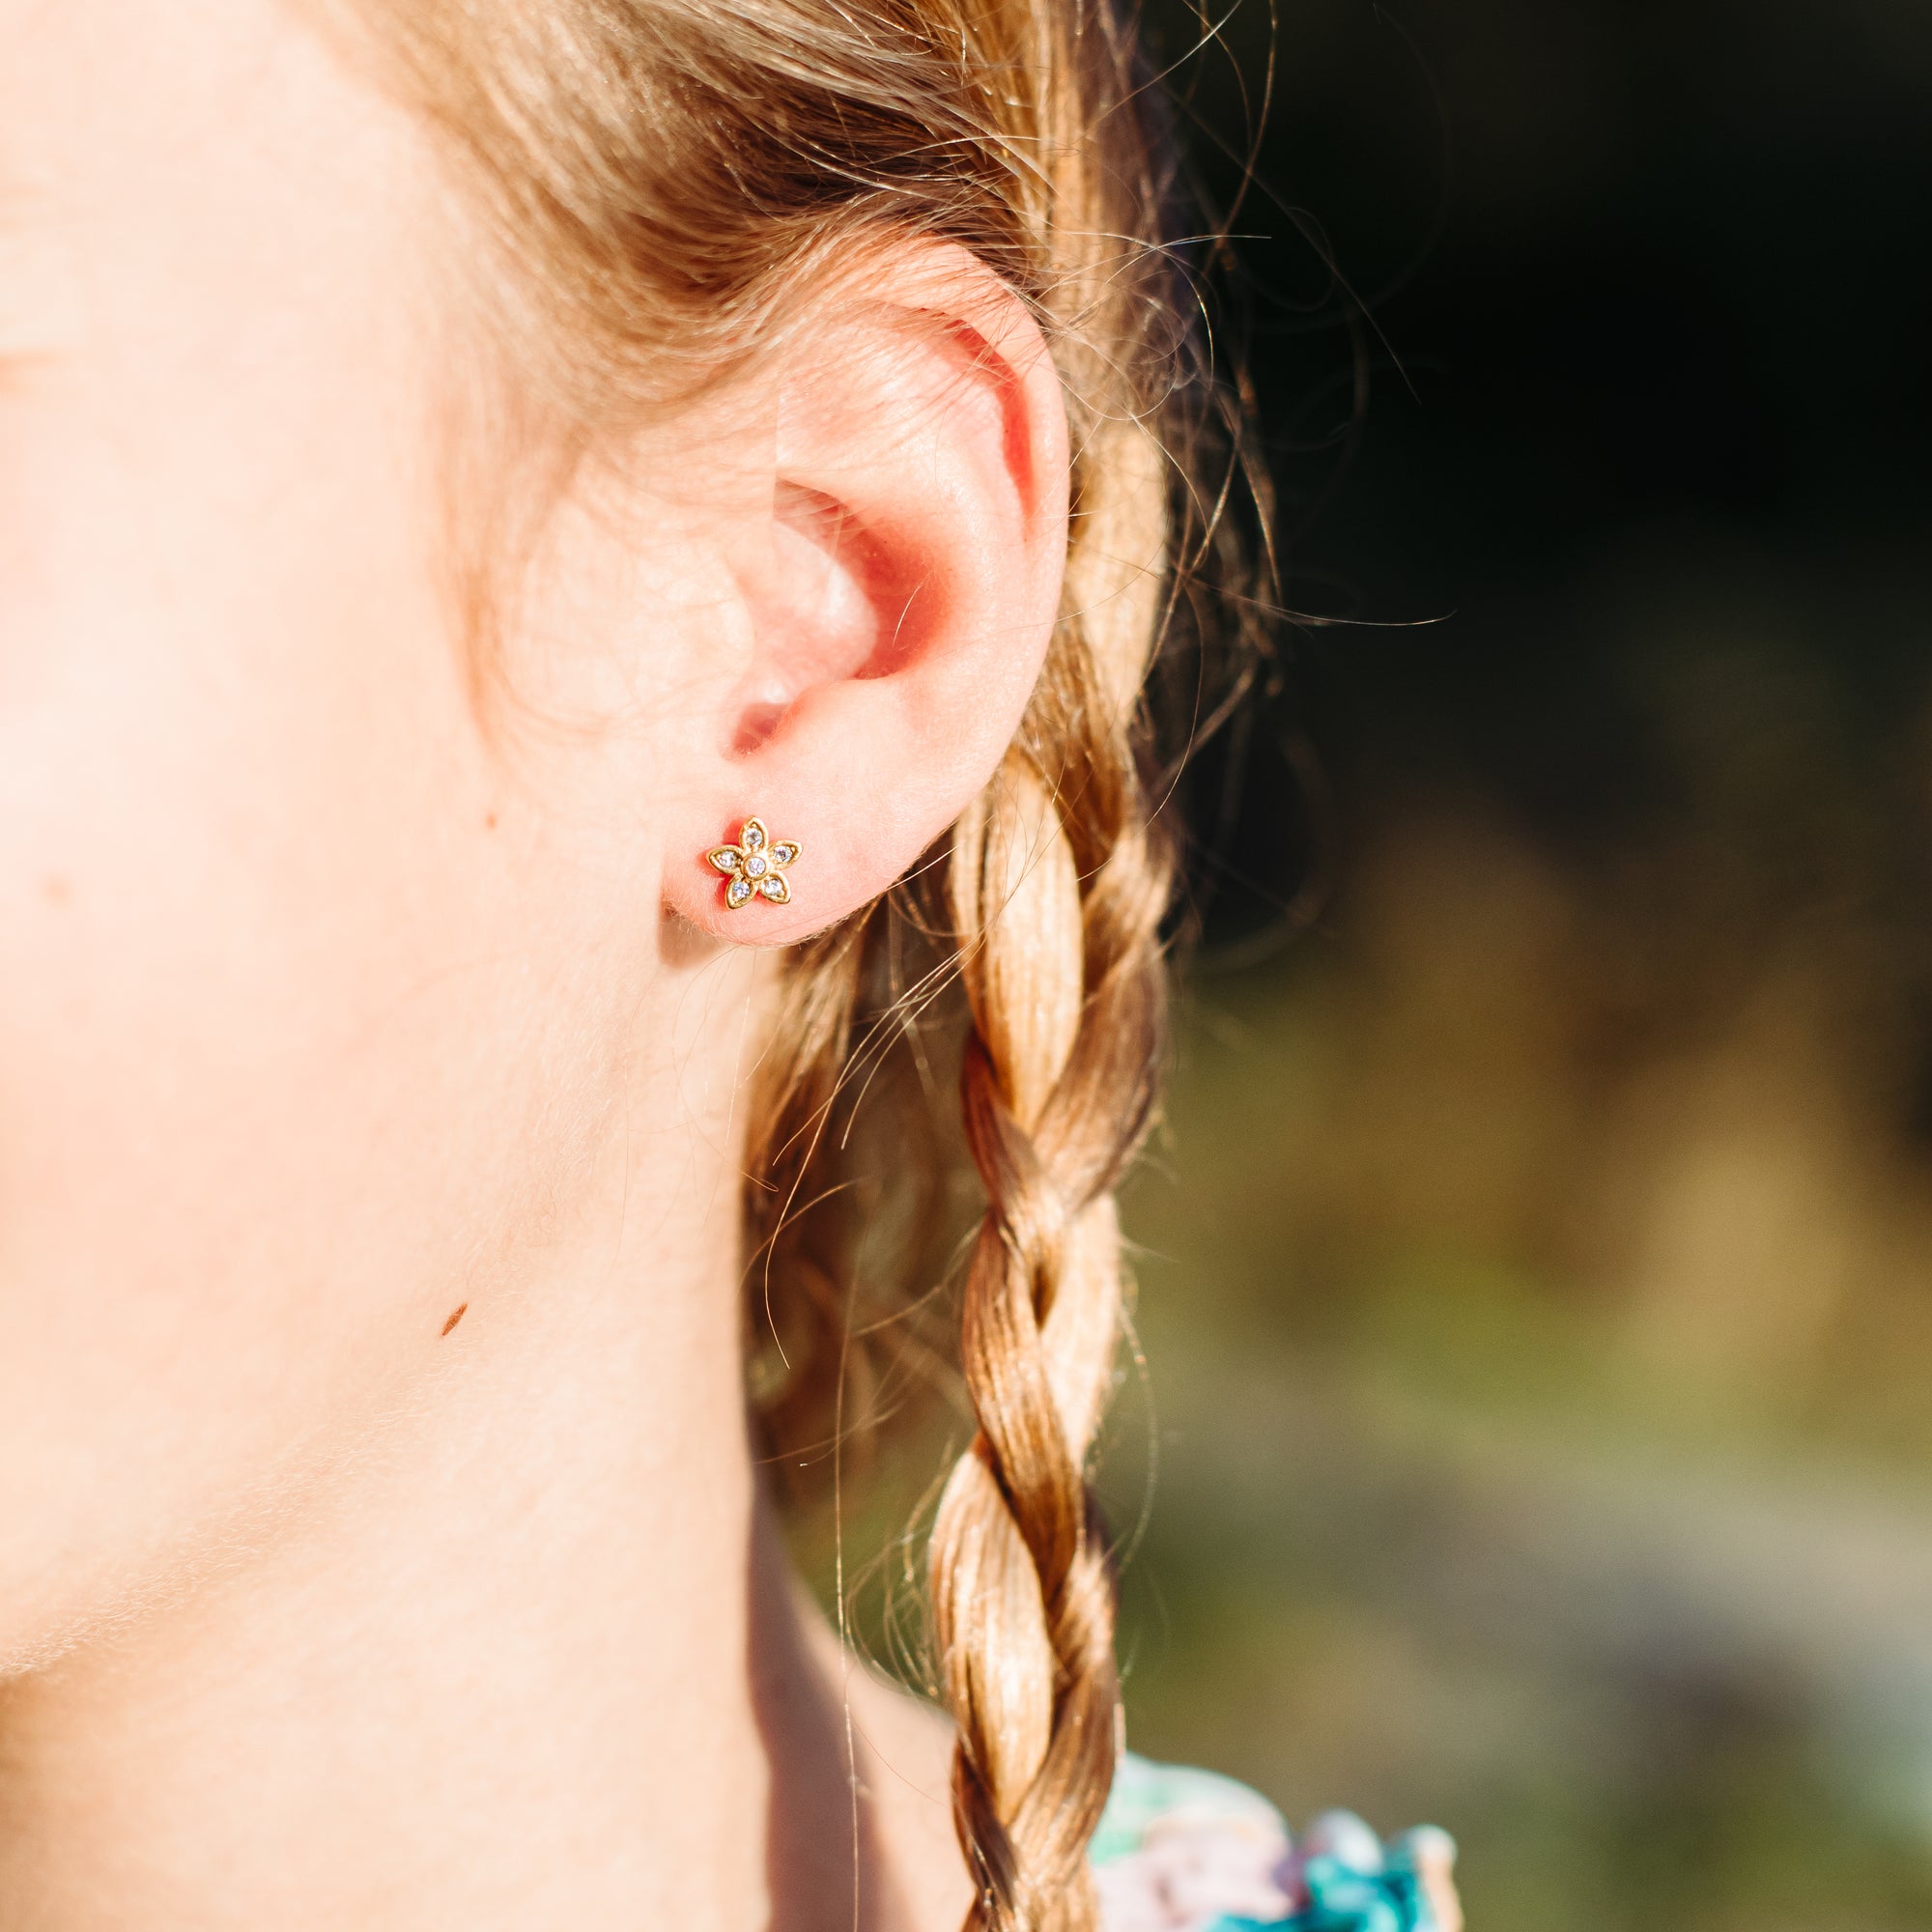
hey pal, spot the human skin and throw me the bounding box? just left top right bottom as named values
left=0, top=1, right=1069, bottom=1925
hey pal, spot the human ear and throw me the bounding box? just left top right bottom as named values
left=661, top=242, right=1070, bottom=942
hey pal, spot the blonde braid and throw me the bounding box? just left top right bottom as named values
left=930, top=407, right=1174, bottom=1931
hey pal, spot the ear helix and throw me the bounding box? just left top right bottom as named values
left=705, top=817, right=802, bottom=910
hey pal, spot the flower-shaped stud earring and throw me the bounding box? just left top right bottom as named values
left=707, top=817, right=801, bottom=910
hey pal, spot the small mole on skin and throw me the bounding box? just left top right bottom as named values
left=484, top=812, right=499, bottom=831
left=440, top=1302, right=469, bottom=1337
left=41, top=875, right=71, bottom=906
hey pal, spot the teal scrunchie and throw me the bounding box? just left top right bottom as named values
left=1218, top=1815, right=1458, bottom=1932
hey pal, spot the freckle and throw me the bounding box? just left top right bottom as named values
left=41, top=875, right=71, bottom=906
left=440, top=1302, right=469, bottom=1337
left=484, top=812, right=499, bottom=831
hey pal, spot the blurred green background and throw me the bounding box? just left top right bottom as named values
left=798, top=1, right=1932, bottom=1924
left=1107, top=0, right=1932, bottom=1926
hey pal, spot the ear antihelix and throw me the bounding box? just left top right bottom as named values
left=705, top=816, right=803, bottom=910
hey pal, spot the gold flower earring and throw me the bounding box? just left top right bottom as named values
left=707, top=817, right=801, bottom=910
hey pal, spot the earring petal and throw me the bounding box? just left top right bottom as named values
left=767, top=841, right=799, bottom=868
left=758, top=873, right=790, bottom=904
left=739, top=818, right=767, bottom=855
left=708, top=846, right=745, bottom=875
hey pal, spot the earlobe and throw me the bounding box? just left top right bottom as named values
left=706, top=817, right=803, bottom=911
left=663, top=242, right=1069, bottom=948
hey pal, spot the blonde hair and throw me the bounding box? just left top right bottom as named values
left=334, top=0, right=1256, bottom=1922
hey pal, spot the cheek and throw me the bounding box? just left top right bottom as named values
left=0, top=380, right=546, bottom=1662
left=0, top=27, right=607, bottom=1662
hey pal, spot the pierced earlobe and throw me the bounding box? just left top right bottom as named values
left=706, top=817, right=802, bottom=910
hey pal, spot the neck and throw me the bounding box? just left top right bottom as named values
left=0, top=962, right=963, bottom=1932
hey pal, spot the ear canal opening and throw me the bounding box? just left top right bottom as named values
left=731, top=701, right=787, bottom=754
